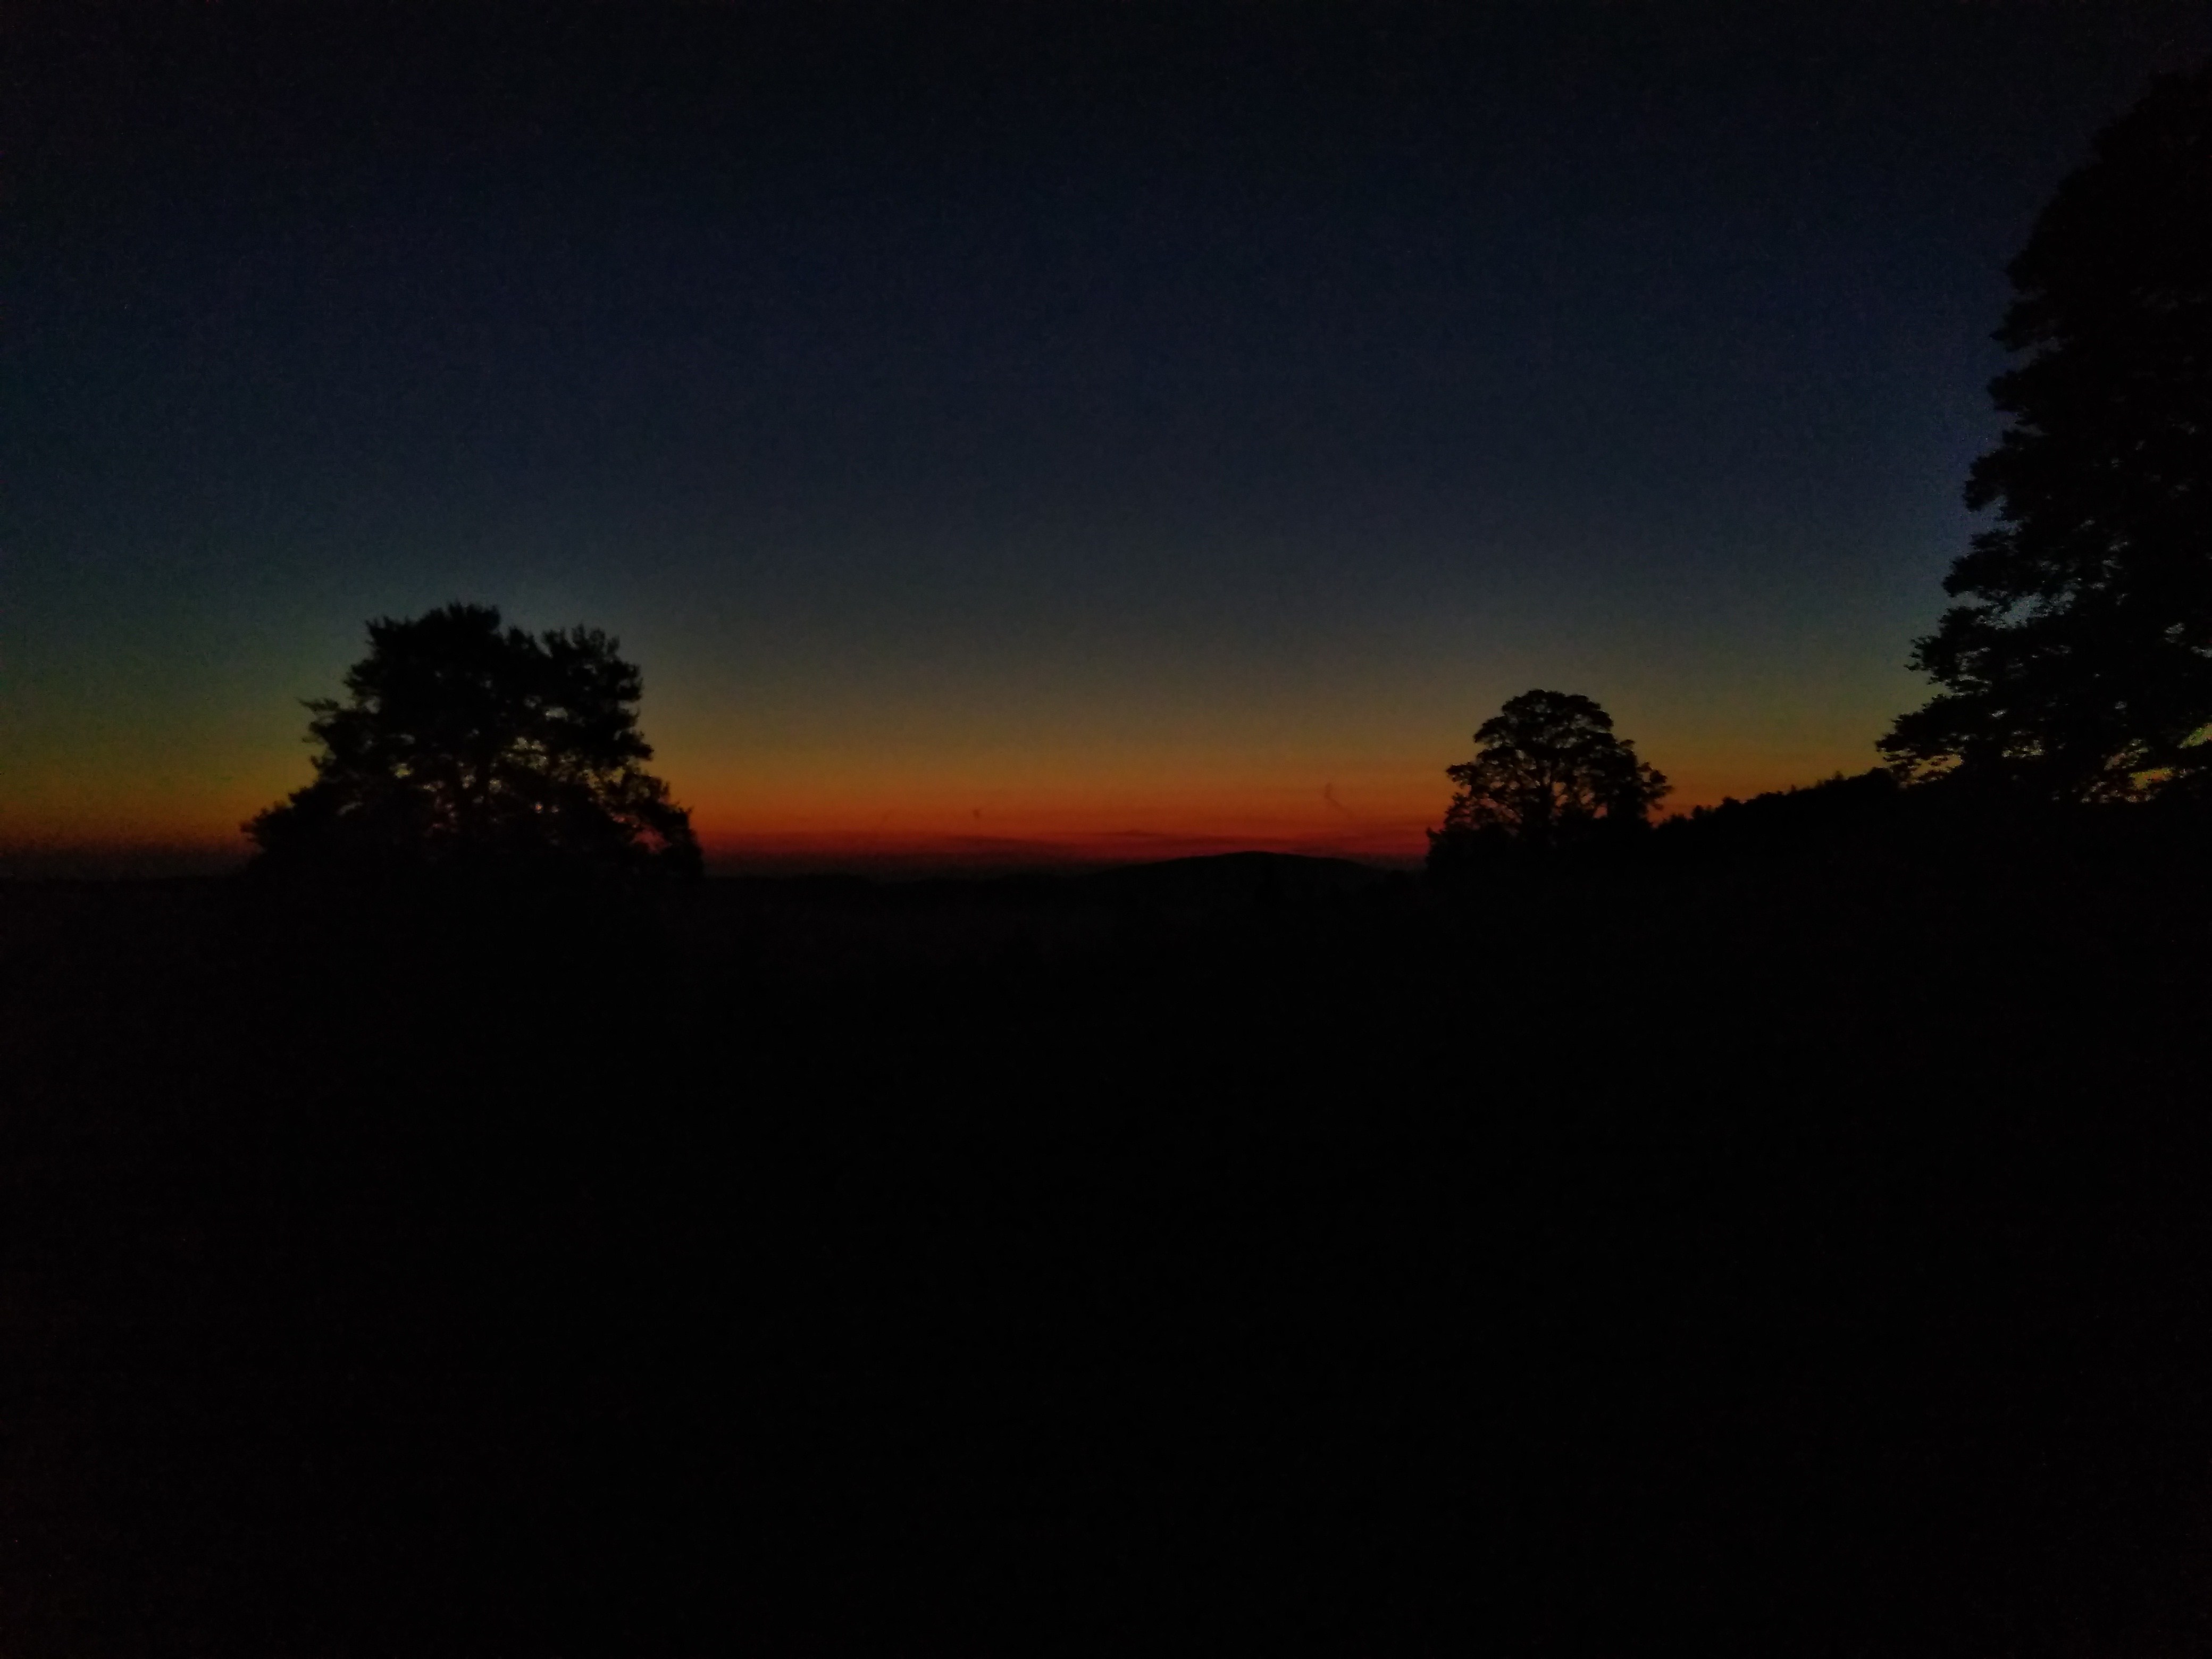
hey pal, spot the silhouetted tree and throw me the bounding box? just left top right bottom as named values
left=1880, top=62, right=2212, bottom=802
left=247, top=604, right=702, bottom=876
left=1428, top=689, right=1669, bottom=867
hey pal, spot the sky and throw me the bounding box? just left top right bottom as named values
left=7, top=2, right=2209, bottom=873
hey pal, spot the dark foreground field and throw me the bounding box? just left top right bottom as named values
left=5, top=830, right=2211, bottom=1655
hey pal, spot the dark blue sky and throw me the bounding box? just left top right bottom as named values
left=8, top=3, right=2208, bottom=867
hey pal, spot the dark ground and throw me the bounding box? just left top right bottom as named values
left=4, top=829, right=2210, bottom=1655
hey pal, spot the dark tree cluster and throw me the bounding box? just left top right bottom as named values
left=1427, top=688, right=1669, bottom=871
left=1882, top=61, right=2212, bottom=803
left=248, top=604, right=701, bottom=878
left=1419, top=62, right=2212, bottom=860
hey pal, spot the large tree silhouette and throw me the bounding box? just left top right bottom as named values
left=247, top=604, right=702, bottom=876
left=1881, top=62, right=2212, bottom=802
left=1429, top=689, right=1669, bottom=865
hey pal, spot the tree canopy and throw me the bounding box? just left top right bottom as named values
left=1880, top=62, right=2212, bottom=803
left=1429, top=689, right=1669, bottom=864
left=247, top=604, right=702, bottom=877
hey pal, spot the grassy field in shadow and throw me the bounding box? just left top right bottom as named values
left=5, top=823, right=2210, bottom=1654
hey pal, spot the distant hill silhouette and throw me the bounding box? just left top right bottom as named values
left=1070, top=850, right=1393, bottom=909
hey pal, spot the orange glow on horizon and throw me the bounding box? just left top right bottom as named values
left=669, top=750, right=1866, bottom=870
left=2, top=718, right=1886, bottom=875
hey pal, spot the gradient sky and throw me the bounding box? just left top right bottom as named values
left=8, top=3, right=2209, bottom=872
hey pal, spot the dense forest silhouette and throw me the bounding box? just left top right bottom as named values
left=6, top=51, right=2212, bottom=1659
